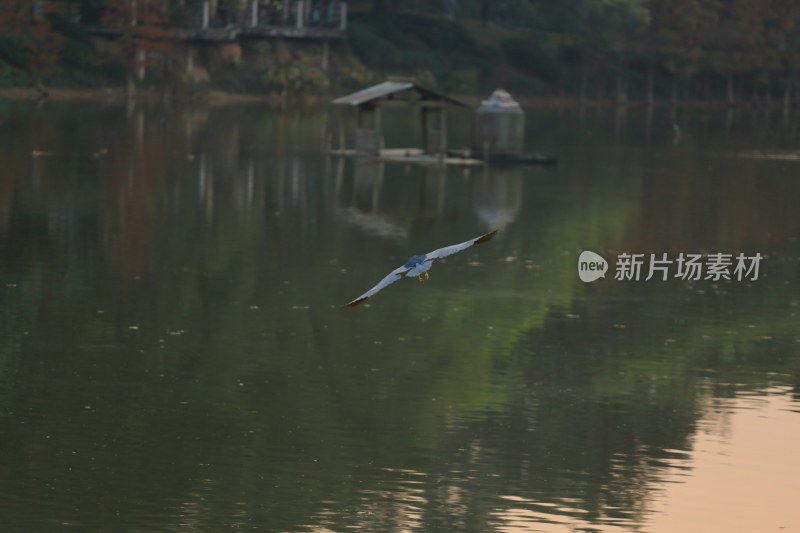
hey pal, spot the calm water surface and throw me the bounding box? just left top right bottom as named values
left=0, top=102, right=799, bottom=532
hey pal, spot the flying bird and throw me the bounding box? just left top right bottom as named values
left=344, top=230, right=498, bottom=308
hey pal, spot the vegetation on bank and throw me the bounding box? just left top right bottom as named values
left=0, top=2, right=125, bottom=90
left=351, top=0, right=800, bottom=105
left=2, top=0, right=800, bottom=104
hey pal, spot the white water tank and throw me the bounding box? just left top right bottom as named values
left=473, top=89, right=525, bottom=156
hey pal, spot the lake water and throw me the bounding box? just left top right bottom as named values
left=0, top=101, right=799, bottom=532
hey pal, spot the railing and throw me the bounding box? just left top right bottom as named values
left=82, top=0, right=347, bottom=42
left=199, top=0, right=347, bottom=32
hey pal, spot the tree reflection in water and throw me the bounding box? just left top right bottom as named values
left=0, top=101, right=798, bottom=531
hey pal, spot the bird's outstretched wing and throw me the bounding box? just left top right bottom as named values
left=344, top=265, right=410, bottom=307
left=423, top=229, right=497, bottom=262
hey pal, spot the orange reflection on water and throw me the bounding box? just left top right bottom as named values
left=646, top=389, right=800, bottom=533
left=491, top=389, right=800, bottom=532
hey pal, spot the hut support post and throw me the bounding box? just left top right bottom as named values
left=421, top=107, right=429, bottom=155
left=339, top=3, right=348, bottom=30
left=375, top=106, right=383, bottom=153
left=440, top=106, right=448, bottom=154
left=355, top=107, right=380, bottom=156
left=296, top=0, right=304, bottom=28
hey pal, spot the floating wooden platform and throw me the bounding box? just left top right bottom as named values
left=447, top=149, right=558, bottom=166
left=329, top=148, right=484, bottom=166
left=329, top=148, right=558, bottom=167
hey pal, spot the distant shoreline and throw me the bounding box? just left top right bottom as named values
left=0, top=87, right=125, bottom=101
left=0, top=87, right=758, bottom=109
left=0, top=87, right=292, bottom=104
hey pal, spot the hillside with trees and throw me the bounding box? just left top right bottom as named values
left=2, top=0, right=800, bottom=105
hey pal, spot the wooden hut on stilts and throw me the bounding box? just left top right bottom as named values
left=332, top=79, right=475, bottom=164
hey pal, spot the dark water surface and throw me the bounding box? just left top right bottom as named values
left=0, top=102, right=799, bottom=532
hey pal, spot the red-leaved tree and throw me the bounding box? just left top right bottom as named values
left=0, top=0, right=63, bottom=95
left=102, top=0, right=175, bottom=97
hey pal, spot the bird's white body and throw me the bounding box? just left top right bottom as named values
left=344, top=230, right=497, bottom=307
left=403, top=255, right=433, bottom=277
left=406, top=262, right=432, bottom=277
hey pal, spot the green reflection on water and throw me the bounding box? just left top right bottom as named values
left=0, top=101, right=799, bottom=531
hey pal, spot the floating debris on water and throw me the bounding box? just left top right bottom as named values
left=735, top=150, right=800, bottom=161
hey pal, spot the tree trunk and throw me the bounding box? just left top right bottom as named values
left=615, top=58, right=627, bottom=105
left=126, top=73, right=136, bottom=100
left=34, top=79, right=48, bottom=99
left=725, top=107, right=733, bottom=135
left=596, top=77, right=605, bottom=102
left=784, top=79, right=791, bottom=113
left=579, top=68, right=587, bottom=106
left=671, top=77, right=678, bottom=107
left=726, top=75, right=735, bottom=106
left=135, top=47, right=146, bottom=81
